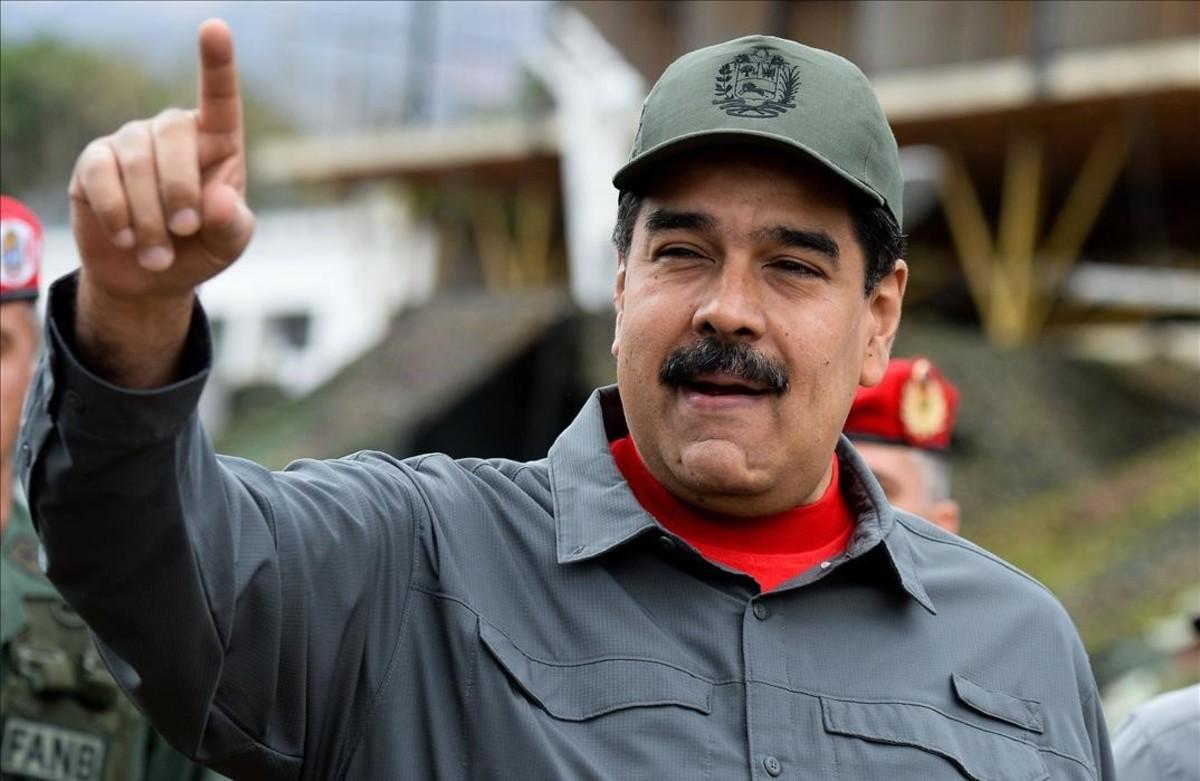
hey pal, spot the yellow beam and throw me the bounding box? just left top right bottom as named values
left=467, top=193, right=515, bottom=293
left=514, top=183, right=555, bottom=289
left=998, top=131, right=1043, bottom=344
left=937, top=150, right=1002, bottom=340
left=1031, top=124, right=1132, bottom=334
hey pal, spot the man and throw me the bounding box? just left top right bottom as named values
left=0, top=196, right=212, bottom=781
left=19, top=21, right=1114, bottom=779
left=843, top=356, right=961, bottom=532
left=1112, top=684, right=1200, bottom=780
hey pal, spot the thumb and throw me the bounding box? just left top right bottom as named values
left=199, top=182, right=254, bottom=263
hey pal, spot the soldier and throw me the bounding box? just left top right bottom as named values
left=843, top=356, right=961, bottom=533
left=19, top=22, right=1114, bottom=779
left=0, top=195, right=212, bottom=781
left=1112, top=684, right=1200, bottom=781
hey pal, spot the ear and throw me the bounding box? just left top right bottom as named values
left=860, top=260, right=907, bottom=387
left=929, top=499, right=960, bottom=535
left=611, top=255, right=627, bottom=359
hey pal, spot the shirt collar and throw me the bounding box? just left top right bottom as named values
left=548, top=386, right=935, bottom=613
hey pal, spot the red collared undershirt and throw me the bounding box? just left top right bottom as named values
left=610, top=435, right=855, bottom=591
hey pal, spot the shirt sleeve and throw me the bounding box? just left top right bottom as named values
left=1112, top=712, right=1163, bottom=781
left=18, top=272, right=422, bottom=781
left=1083, top=684, right=1117, bottom=781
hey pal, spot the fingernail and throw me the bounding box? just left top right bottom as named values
left=138, top=246, right=174, bottom=271
left=113, top=229, right=135, bottom=249
left=169, top=209, right=201, bottom=235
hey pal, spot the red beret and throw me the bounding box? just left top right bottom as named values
left=1, top=195, right=42, bottom=303
left=844, top=357, right=959, bottom=450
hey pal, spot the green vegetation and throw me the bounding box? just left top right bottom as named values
left=1, top=37, right=174, bottom=207
left=972, top=435, right=1199, bottom=663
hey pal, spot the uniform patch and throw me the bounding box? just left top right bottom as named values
left=712, top=46, right=801, bottom=118
left=7, top=536, right=45, bottom=580
left=0, top=717, right=106, bottom=781
left=0, top=217, right=39, bottom=288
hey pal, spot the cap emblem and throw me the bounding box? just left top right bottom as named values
left=899, top=359, right=949, bottom=440
left=1, top=218, right=38, bottom=288
left=712, top=46, right=801, bottom=119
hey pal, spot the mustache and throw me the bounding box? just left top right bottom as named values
left=659, top=337, right=790, bottom=395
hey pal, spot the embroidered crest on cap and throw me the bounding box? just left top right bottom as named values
left=899, top=358, right=949, bottom=440
left=712, top=46, right=801, bottom=118
left=1, top=218, right=39, bottom=288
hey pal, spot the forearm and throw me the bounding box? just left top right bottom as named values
left=20, top=274, right=420, bottom=778
left=75, top=268, right=195, bottom=389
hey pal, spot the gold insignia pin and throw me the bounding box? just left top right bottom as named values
left=899, top=358, right=948, bottom=440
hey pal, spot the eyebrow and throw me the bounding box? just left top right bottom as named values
left=643, top=208, right=716, bottom=235
left=752, top=225, right=840, bottom=264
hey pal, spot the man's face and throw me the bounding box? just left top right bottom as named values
left=612, top=148, right=905, bottom=516
left=852, top=441, right=960, bottom=533
left=0, top=301, right=39, bottom=468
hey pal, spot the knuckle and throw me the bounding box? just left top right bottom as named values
left=114, top=119, right=151, bottom=144
left=115, top=142, right=153, bottom=174
left=153, top=107, right=196, bottom=134
left=74, top=143, right=108, bottom=182
left=78, top=139, right=109, bottom=164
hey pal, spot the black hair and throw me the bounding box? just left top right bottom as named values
left=611, top=189, right=905, bottom=295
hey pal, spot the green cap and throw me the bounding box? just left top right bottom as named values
left=613, top=35, right=903, bottom=227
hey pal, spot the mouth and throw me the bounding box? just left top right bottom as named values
left=680, top=374, right=772, bottom=398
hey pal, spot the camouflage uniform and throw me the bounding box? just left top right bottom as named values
left=1, top=488, right=211, bottom=781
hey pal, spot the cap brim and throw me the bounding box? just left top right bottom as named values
left=612, top=129, right=886, bottom=212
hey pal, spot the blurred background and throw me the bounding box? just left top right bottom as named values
left=2, top=0, right=1197, bottom=727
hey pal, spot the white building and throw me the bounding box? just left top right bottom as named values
left=41, top=188, right=438, bottom=432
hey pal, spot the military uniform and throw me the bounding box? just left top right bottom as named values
left=1, top=193, right=213, bottom=781
left=2, top=490, right=139, bottom=780
left=1, top=488, right=217, bottom=781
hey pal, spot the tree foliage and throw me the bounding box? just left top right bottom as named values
left=0, top=37, right=175, bottom=217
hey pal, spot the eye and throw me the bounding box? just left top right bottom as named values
left=654, top=245, right=707, bottom=261
left=769, top=259, right=823, bottom=277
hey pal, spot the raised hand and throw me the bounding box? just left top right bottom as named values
left=68, top=19, right=254, bottom=387
left=69, top=18, right=253, bottom=301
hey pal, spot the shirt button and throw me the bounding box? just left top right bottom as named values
left=763, top=755, right=782, bottom=776
left=753, top=602, right=769, bottom=621
left=657, top=535, right=676, bottom=553
left=20, top=442, right=32, bottom=470
left=64, top=389, right=84, bottom=412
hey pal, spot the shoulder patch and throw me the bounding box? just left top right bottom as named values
left=7, top=536, right=46, bottom=581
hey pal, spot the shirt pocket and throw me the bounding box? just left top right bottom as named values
left=820, top=680, right=1049, bottom=781
left=478, top=619, right=713, bottom=721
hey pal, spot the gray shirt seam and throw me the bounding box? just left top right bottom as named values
left=331, top=459, right=423, bottom=781
left=898, top=516, right=1057, bottom=598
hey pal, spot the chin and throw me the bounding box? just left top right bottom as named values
left=676, top=440, right=765, bottom=497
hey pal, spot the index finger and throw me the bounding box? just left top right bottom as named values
left=196, top=19, right=242, bottom=136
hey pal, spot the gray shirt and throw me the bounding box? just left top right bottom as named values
left=1113, top=685, right=1200, bottom=781
left=19, top=273, right=1114, bottom=780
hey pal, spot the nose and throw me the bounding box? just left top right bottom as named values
left=691, top=261, right=766, bottom=341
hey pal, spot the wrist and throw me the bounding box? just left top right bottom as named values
left=75, top=271, right=196, bottom=388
